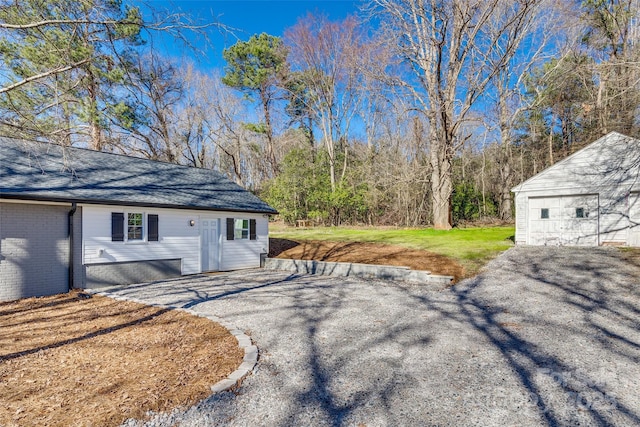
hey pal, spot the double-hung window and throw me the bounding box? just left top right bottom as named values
left=128, top=213, right=144, bottom=241
left=112, top=212, right=159, bottom=242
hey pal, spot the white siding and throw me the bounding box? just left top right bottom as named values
left=514, top=192, right=527, bottom=244
left=628, top=193, right=640, bottom=246
left=528, top=195, right=598, bottom=246
left=512, top=133, right=640, bottom=195
left=599, top=190, right=633, bottom=244
left=220, top=214, right=269, bottom=271
left=82, top=205, right=270, bottom=275
left=512, top=132, right=640, bottom=246
left=83, top=205, right=201, bottom=274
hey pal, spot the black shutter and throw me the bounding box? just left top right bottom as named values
left=249, top=219, right=257, bottom=240
left=111, top=212, right=124, bottom=242
left=148, top=214, right=159, bottom=242
left=226, top=218, right=235, bottom=240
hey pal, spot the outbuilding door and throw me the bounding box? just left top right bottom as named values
left=200, top=218, right=220, bottom=272
left=528, top=195, right=599, bottom=246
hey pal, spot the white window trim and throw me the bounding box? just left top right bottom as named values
left=125, top=211, right=147, bottom=244
left=234, top=218, right=250, bottom=240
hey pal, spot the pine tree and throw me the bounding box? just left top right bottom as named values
left=0, top=0, right=143, bottom=148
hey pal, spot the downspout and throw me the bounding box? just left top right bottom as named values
left=68, top=202, right=77, bottom=291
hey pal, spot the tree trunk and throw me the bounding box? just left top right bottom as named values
left=498, top=90, right=513, bottom=221
left=499, top=147, right=512, bottom=221
left=86, top=68, right=103, bottom=151
left=429, top=126, right=452, bottom=230
left=547, top=117, right=554, bottom=166
left=261, top=91, right=278, bottom=176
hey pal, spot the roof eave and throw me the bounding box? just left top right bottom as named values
left=0, top=193, right=278, bottom=215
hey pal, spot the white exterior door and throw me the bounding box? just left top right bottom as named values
left=200, top=218, right=220, bottom=272
left=628, top=193, right=640, bottom=246
left=528, top=195, right=599, bottom=246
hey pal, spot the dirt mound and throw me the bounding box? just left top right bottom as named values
left=269, top=238, right=465, bottom=282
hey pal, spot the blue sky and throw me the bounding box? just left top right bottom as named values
left=138, top=1, right=363, bottom=70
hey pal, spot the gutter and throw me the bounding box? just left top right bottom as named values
left=0, top=194, right=278, bottom=215
left=68, top=202, right=77, bottom=291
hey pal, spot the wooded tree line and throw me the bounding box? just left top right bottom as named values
left=1, top=0, right=639, bottom=228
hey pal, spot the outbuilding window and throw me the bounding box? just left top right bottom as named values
left=576, top=207, right=586, bottom=218
left=541, top=208, right=549, bottom=219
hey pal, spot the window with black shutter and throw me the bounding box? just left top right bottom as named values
left=226, top=218, right=235, bottom=240
left=111, top=212, right=124, bottom=241
left=148, top=214, right=159, bottom=241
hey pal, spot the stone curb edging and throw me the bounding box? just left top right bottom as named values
left=264, top=258, right=454, bottom=289
left=83, top=289, right=258, bottom=395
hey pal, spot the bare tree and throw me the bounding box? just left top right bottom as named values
left=485, top=0, right=555, bottom=220
left=180, top=67, right=270, bottom=187
left=285, top=14, right=365, bottom=193
left=114, top=52, right=184, bottom=161
left=370, top=0, right=545, bottom=228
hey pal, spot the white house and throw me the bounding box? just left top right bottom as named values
left=512, top=132, right=640, bottom=246
left=0, top=138, right=277, bottom=301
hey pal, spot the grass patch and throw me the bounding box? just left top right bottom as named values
left=270, top=224, right=515, bottom=277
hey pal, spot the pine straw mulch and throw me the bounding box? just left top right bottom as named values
left=269, top=238, right=466, bottom=282
left=0, top=291, right=244, bottom=427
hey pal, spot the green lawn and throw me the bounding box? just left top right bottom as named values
left=270, top=224, right=515, bottom=276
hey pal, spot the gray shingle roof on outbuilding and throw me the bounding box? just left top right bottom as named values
left=0, top=138, right=278, bottom=214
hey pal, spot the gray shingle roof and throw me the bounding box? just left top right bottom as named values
left=0, top=138, right=277, bottom=214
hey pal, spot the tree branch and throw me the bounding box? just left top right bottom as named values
left=0, top=59, right=91, bottom=95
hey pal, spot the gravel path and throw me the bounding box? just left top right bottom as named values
left=110, top=246, right=640, bottom=427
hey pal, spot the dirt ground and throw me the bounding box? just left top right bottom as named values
left=0, top=291, right=243, bottom=427
left=270, top=238, right=466, bottom=281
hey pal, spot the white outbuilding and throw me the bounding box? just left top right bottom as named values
left=512, top=132, right=640, bottom=246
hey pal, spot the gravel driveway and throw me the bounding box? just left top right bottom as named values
left=110, top=246, right=640, bottom=427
